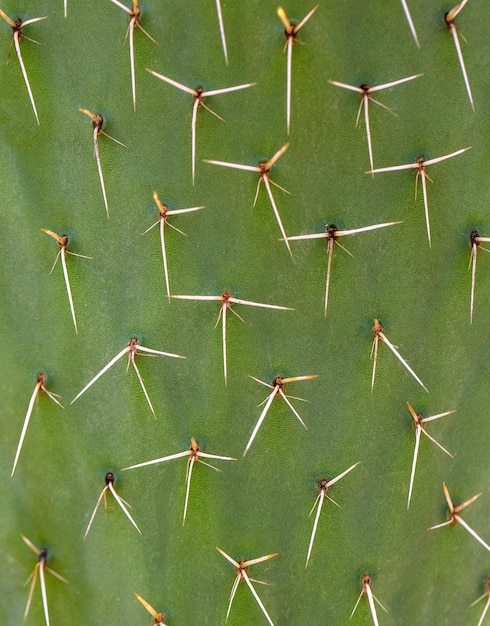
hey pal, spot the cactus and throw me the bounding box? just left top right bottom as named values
left=2, top=1, right=490, bottom=624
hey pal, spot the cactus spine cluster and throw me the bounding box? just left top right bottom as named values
left=1, top=1, right=490, bottom=624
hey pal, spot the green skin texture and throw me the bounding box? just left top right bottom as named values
left=1, top=0, right=490, bottom=624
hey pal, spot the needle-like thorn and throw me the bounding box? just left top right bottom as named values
left=305, top=462, right=360, bottom=567
left=109, top=0, right=158, bottom=110
left=84, top=472, right=141, bottom=538
left=428, top=482, right=490, bottom=552
left=21, top=534, right=68, bottom=626
left=123, top=437, right=236, bottom=524
left=469, top=229, right=490, bottom=324
left=244, top=374, right=318, bottom=456
left=445, top=0, right=474, bottom=110
left=329, top=74, right=422, bottom=172
left=80, top=108, right=126, bottom=217
left=70, top=338, right=185, bottom=415
left=371, top=319, right=428, bottom=392
left=147, top=68, right=255, bottom=183
left=12, top=372, right=63, bottom=477
left=171, top=291, right=292, bottom=384
left=405, top=402, right=455, bottom=509
left=350, top=574, right=387, bottom=626
left=0, top=10, right=47, bottom=124
left=367, top=147, right=471, bottom=246
left=285, top=221, right=401, bottom=314
left=217, top=546, right=278, bottom=625
left=277, top=5, right=318, bottom=133
left=204, top=143, right=293, bottom=253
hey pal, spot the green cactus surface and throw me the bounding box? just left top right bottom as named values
left=2, top=1, right=490, bottom=624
